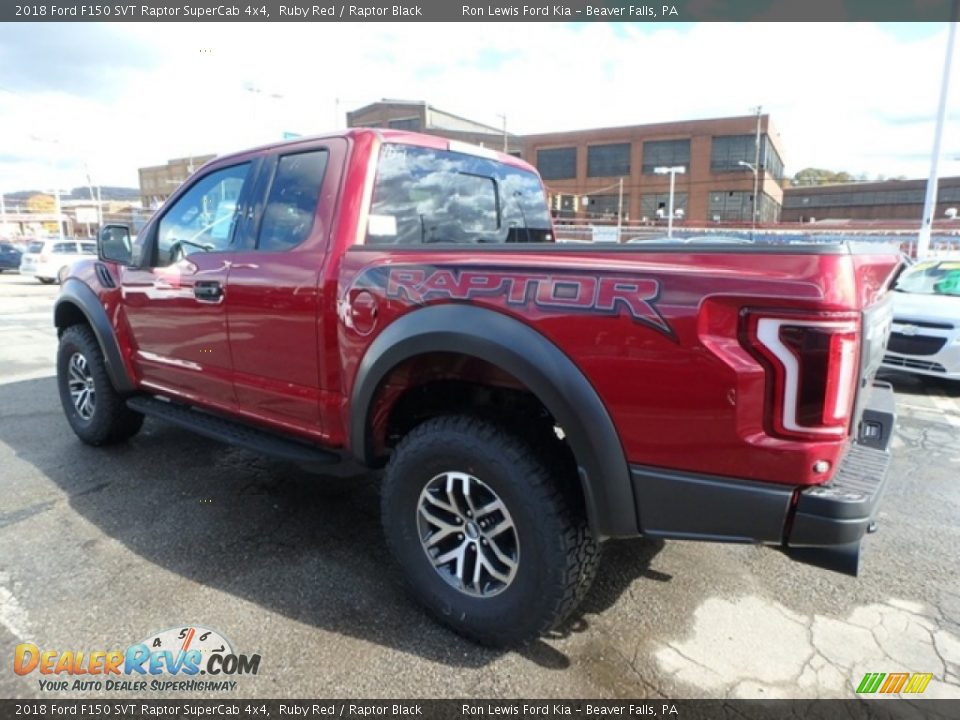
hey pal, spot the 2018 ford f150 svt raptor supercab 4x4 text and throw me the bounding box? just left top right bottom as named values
left=53, top=130, right=899, bottom=646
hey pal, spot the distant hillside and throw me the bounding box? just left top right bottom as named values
left=6, top=186, right=140, bottom=202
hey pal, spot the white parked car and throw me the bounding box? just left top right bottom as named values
left=18, top=238, right=97, bottom=284
left=882, top=259, right=960, bottom=381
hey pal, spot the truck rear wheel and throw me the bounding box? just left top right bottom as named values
left=381, top=415, right=598, bottom=646
left=57, top=325, right=144, bottom=445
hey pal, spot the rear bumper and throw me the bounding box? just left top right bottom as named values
left=632, top=381, right=896, bottom=573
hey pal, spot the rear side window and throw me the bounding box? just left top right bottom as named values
left=81, top=243, right=96, bottom=255
left=366, top=144, right=552, bottom=245
left=53, top=243, right=77, bottom=254
left=257, top=149, right=328, bottom=251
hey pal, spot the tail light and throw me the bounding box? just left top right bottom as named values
left=743, top=311, right=860, bottom=439
left=40, top=254, right=49, bottom=263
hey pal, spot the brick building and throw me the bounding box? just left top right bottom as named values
left=522, top=115, right=786, bottom=224
left=138, top=154, right=217, bottom=208
left=782, top=176, right=960, bottom=222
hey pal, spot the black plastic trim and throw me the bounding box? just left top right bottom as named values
left=94, top=262, right=116, bottom=289
left=857, top=380, right=896, bottom=450
left=788, top=383, right=894, bottom=548
left=631, top=465, right=794, bottom=543
left=349, top=304, right=636, bottom=538
left=127, top=395, right=341, bottom=469
left=54, top=278, right=135, bottom=394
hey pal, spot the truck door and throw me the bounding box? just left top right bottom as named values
left=224, top=139, right=346, bottom=439
left=120, top=161, right=256, bottom=406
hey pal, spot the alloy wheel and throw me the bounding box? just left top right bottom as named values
left=67, top=352, right=96, bottom=420
left=416, top=471, right=520, bottom=597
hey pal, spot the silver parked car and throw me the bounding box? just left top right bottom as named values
left=882, top=259, right=960, bottom=381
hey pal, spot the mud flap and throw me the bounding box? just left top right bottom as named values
left=784, top=540, right=862, bottom=577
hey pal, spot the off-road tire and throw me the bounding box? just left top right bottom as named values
left=381, top=414, right=598, bottom=646
left=57, top=324, right=144, bottom=445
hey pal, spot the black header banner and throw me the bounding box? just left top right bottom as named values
left=0, top=699, right=956, bottom=720
left=1, top=0, right=955, bottom=22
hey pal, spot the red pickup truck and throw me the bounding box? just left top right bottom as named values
left=54, top=130, right=899, bottom=646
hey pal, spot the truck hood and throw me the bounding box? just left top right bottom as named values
left=892, top=290, right=960, bottom=323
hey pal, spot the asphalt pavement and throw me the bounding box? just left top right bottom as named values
left=0, top=272, right=958, bottom=700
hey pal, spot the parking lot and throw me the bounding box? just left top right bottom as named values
left=0, top=270, right=958, bottom=700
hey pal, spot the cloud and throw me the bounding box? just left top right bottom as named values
left=0, top=21, right=957, bottom=193
left=0, top=23, right=161, bottom=98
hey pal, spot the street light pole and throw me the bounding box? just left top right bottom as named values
left=654, top=165, right=686, bottom=238
left=496, top=113, right=507, bottom=153
left=738, top=160, right=759, bottom=238
left=751, top=105, right=762, bottom=231
left=617, top=177, right=623, bottom=238
left=918, top=9, right=958, bottom=259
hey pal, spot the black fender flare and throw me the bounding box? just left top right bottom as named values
left=350, top=304, right=638, bottom=538
left=53, top=278, right=135, bottom=394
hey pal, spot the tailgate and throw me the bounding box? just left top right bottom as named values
left=849, top=250, right=899, bottom=443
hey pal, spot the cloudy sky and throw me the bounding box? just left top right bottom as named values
left=0, top=21, right=958, bottom=194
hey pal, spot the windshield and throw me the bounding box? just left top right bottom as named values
left=366, top=144, right=553, bottom=245
left=895, top=260, right=960, bottom=297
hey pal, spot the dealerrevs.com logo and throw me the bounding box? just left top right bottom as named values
left=14, top=626, right=261, bottom=693
left=856, top=671, right=933, bottom=695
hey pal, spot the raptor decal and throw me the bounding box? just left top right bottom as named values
left=351, top=265, right=674, bottom=338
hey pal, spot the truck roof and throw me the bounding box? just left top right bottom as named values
left=206, top=128, right=537, bottom=174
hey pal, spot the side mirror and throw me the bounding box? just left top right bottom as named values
left=99, top=224, right=133, bottom=265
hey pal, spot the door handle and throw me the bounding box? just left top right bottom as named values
left=194, top=281, right=223, bottom=301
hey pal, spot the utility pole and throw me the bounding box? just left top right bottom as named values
left=617, top=177, right=624, bottom=240
left=497, top=114, right=507, bottom=153
left=918, top=7, right=958, bottom=259
left=654, top=166, right=686, bottom=239
left=53, top=186, right=64, bottom=242
left=84, top=162, right=102, bottom=231
left=751, top=105, right=762, bottom=231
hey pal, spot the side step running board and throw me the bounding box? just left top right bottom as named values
left=126, top=396, right=341, bottom=467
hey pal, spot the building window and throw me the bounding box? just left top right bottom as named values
left=552, top=194, right=578, bottom=219
left=642, top=139, right=690, bottom=174
left=709, top=190, right=780, bottom=222
left=762, top=137, right=784, bottom=181
left=711, top=135, right=755, bottom=173
left=387, top=117, right=421, bottom=131
left=536, top=147, right=577, bottom=180
left=583, top=194, right=626, bottom=219
left=758, top=193, right=781, bottom=223
left=712, top=134, right=784, bottom=180
left=587, top=143, right=630, bottom=177
left=709, top=190, right=751, bottom=221
left=641, top=193, right=688, bottom=221
left=940, top=186, right=960, bottom=202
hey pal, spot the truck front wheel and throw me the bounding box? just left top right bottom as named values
left=381, top=415, right=598, bottom=646
left=56, top=325, right=144, bottom=445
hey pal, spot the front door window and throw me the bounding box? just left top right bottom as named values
left=156, top=163, right=251, bottom=266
